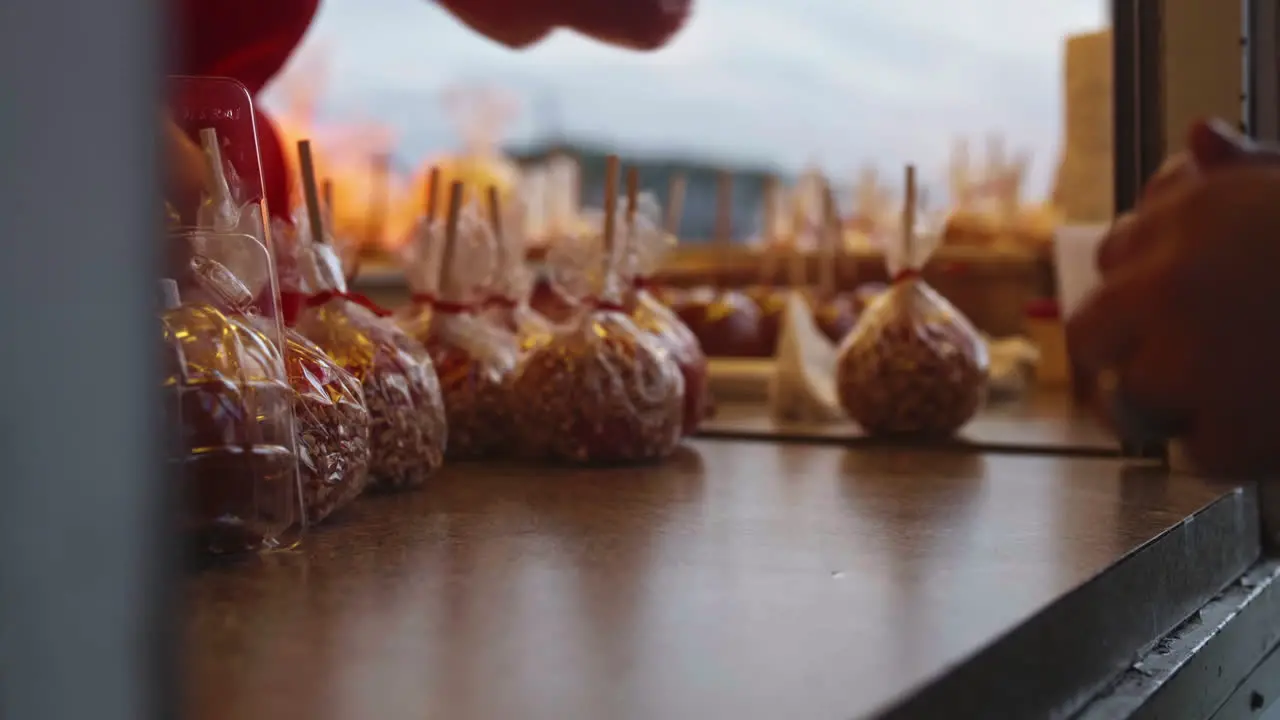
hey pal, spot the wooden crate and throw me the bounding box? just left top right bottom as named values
left=652, top=246, right=1052, bottom=337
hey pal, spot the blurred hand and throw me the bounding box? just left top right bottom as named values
left=436, top=0, right=692, bottom=50
left=1068, top=120, right=1280, bottom=475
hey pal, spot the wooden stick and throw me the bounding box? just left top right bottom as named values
left=486, top=185, right=507, bottom=278
left=439, top=181, right=464, bottom=299
left=664, top=173, right=686, bottom=238
left=760, top=175, right=780, bottom=285
left=321, top=179, right=334, bottom=226
left=296, top=140, right=326, bottom=245
left=903, top=165, right=917, bottom=266
left=486, top=185, right=504, bottom=243
left=819, top=180, right=838, bottom=296
left=424, top=166, right=441, bottom=223
left=602, top=156, right=620, bottom=259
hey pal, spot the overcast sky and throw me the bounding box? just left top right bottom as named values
left=263, top=0, right=1107, bottom=197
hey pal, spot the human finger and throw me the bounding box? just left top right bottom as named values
left=1179, top=406, right=1280, bottom=477
left=1095, top=212, right=1140, bottom=275
left=1066, top=256, right=1168, bottom=372
left=1113, top=327, right=1195, bottom=429
left=1140, top=154, right=1197, bottom=208
left=1186, top=117, right=1264, bottom=168
left=563, top=0, right=694, bottom=50
left=434, top=0, right=553, bottom=49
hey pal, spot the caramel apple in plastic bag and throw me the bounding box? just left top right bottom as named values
left=835, top=165, right=989, bottom=437
left=620, top=167, right=710, bottom=436
left=159, top=279, right=300, bottom=554
left=177, top=236, right=373, bottom=526
left=511, top=156, right=684, bottom=463
left=676, top=172, right=763, bottom=357
left=283, top=140, right=447, bottom=490
left=281, top=331, right=372, bottom=523
left=811, top=184, right=859, bottom=344
left=481, top=186, right=554, bottom=349
left=396, top=181, right=521, bottom=459
left=745, top=176, right=789, bottom=358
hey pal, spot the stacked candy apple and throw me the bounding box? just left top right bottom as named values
left=511, top=156, right=685, bottom=463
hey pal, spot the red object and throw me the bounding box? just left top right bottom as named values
left=172, top=0, right=694, bottom=219
left=437, top=0, right=692, bottom=50
left=410, top=293, right=476, bottom=315
left=677, top=289, right=763, bottom=359
left=173, top=0, right=318, bottom=219
left=1025, top=298, right=1062, bottom=320
left=891, top=269, right=921, bottom=284
left=281, top=290, right=391, bottom=325
left=813, top=293, right=858, bottom=344
left=168, top=76, right=267, bottom=205
left=744, top=285, right=787, bottom=358
left=436, top=0, right=555, bottom=48
left=529, top=275, right=580, bottom=323
left=563, top=0, right=693, bottom=50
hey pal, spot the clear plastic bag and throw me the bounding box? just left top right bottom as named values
left=619, top=192, right=710, bottom=435
left=477, top=187, right=554, bottom=349
left=160, top=280, right=300, bottom=554
left=835, top=168, right=989, bottom=437
left=281, top=330, right=372, bottom=523
left=280, top=217, right=447, bottom=490
left=163, top=91, right=305, bottom=551
left=512, top=172, right=684, bottom=463
left=395, top=191, right=521, bottom=459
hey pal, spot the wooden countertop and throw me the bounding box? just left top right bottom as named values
left=701, top=392, right=1120, bottom=456
left=186, top=440, right=1254, bottom=720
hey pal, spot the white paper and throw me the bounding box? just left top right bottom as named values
left=1053, top=223, right=1108, bottom=317
left=768, top=291, right=845, bottom=423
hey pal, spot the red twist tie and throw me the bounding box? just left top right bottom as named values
left=279, top=290, right=304, bottom=327
left=634, top=275, right=658, bottom=291
left=891, top=269, right=921, bottom=284
left=411, top=293, right=475, bottom=315
left=305, top=290, right=392, bottom=317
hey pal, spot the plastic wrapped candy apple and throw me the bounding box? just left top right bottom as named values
left=396, top=181, right=521, bottom=459
left=282, top=141, right=447, bottom=490
left=636, top=173, right=689, bottom=311
left=676, top=171, right=763, bottom=357
left=744, top=175, right=789, bottom=358
left=176, top=237, right=373, bottom=527
left=159, top=277, right=301, bottom=555
left=835, top=166, right=989, bottom=437
left=529, top=265, right=581, bottom=324
left=281, top=331, right=372, bottom=523
left=811, top=184, right=859, bottom=344
left=511, top=156, right=684, bottom=463
left=619, top=167, right=710, bottom=436
left=480, top=186, right=554, bottom=351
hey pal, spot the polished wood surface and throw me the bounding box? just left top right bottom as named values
left=187, top=440, right=1232, bottom=720
left=701, top=391, right=1119, bottom=455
